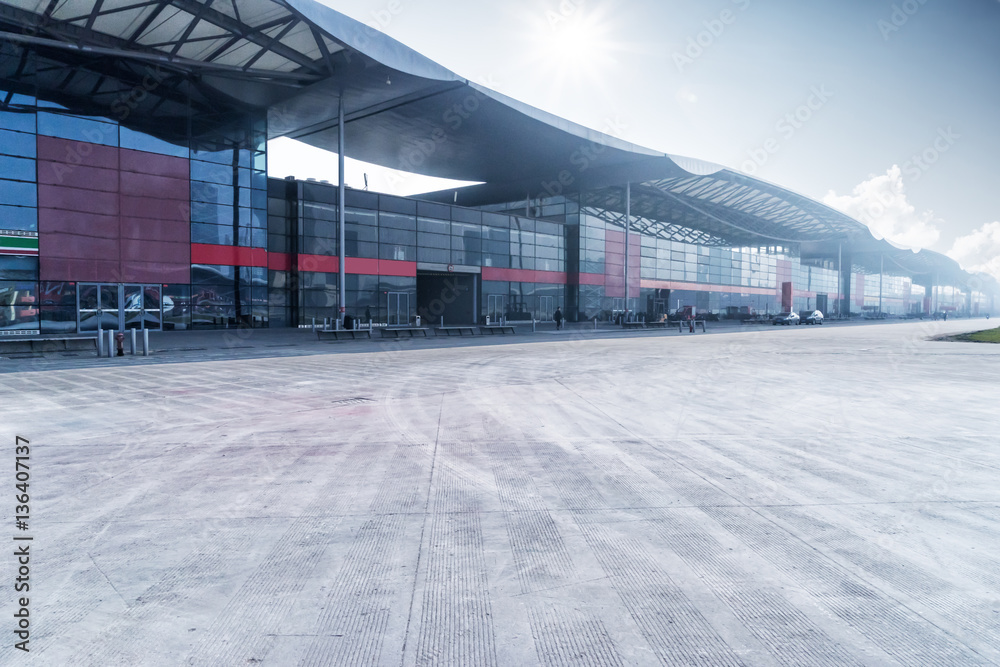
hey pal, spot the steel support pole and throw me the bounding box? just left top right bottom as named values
left=838, top=243, right=843, bottom=317
left=879, top=253, right=883, bottom=316
left=624, top=182, right=630, bottom=313
left=338, top=95, right=346, bottom=327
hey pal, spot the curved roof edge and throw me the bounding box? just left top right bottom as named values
left=283, top=0, right=461, bottom=83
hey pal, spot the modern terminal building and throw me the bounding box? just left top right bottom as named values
left=0, top=0, right=995, bottom=335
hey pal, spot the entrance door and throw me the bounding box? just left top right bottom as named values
left=538, top=295, right=553, bottom=321
left=653, top=299, right=666, bottom=321
left=387, top=291, right=408, bottom=325
left=78, top=283, right=162, bottom=332
left=487, top=294, right=506, bottom=324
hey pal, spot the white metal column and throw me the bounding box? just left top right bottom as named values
left=624, top=182, right=630, bottom=315
left=338, top=95, right=346, bottom=326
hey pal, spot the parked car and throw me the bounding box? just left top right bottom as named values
left=772, top=312, right=800, bottom=325
left=803, top=310, right=824, bottom=325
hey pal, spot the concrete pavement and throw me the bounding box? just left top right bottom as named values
left=1, top=319, right=999, bottom=665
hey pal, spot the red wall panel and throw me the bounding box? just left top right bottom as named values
left=42, top=258, right=120, bottom=283
left=39, top=184, right=119, bottom=216
left=120, top=149, right=189, bottom=179
left=37, top=137, right=191, bottom=284
left=121, top=262, right=189, bottom=284
left=297, top=254, right=338, bottom=273
left=40, top=234, right=119, bottom=259
left=38, top=209, right=118, bottom=238
left=120, top=171, right=188, bottom=200
left=191, top=243, right=266, bottom=267
left=482, top=267, right=567, bottom=284
left=120, top=217, right=189, bottom=243
left=37, top=136, right=117, bottom=169
left=376, top=259, right=417, bottom=277
left=268, top=252, right=291, bottom=271
left=37, top=161, right=118, bottom=192
left=345, top=257, right=379, bottom=275
left=120, top=195, right=189, bottom=223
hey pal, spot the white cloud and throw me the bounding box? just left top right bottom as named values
left=823, top=165, right=941, bottom=249
left=948, top=221, right=1000, bottom=282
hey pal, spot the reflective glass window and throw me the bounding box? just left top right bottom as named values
left=417, top=247, right=449, bottom=263
left=303, top=202, right=337, bottom=221
left=191, top=202, right=234, bottom=225
left=191, top=160, right=233, bottom=185
left=380, top=227, right=415, bottom=245
left=0, top=111, right=35, bottom=134
left=345, top=223, right=377, bottom=243
left=0, top=280, right=35, bottom=305
left=0, top=305, right=39, bottom=330
left=119, top=127, right=188, bottom=157
left=417, top=217, right=449, bottom=235
left=190, top=148, right=234, bottom=165
left=0, top=205, right=37, bottom=231
left=251, top=188, right=266, bottom=209
left=346, top=239, right=377, bottom=258
left=192, top=264, right=236, bottom=284
left=39, top=305, right=75, bottom=333
left=0, top=256, right=37, bottom=280
left=380, top=212, right=415, bottom=230
left=302, top=218, right=336, bottom=238
left=191, top=223, right=234, bottom=246
left=191, top=181, right=234, bottom=206
left=452, top=234, right=481, bottom=252
left=346, top=208, right=377, bottom=227
left=0, top=129, right=35, bottom=158
left=37, top=112, right=118, bottom=146
left=452, top=250, right=481, bottom=266
left=0, top=155, right=35, bottom=182
left=417, top=232, right=450, bottom=249
left=0, top=180, right=37, bottom=207
left=379, top=244, right=415, bottom=261
left=301, top=236, right=337, bottom=255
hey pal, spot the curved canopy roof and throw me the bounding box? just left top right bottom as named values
left=0, top=0, right=986, bottom=291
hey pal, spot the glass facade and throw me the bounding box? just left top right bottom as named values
left=0, top=76, right=267, bottom=333
left=0, top=85, right=991, bottom=333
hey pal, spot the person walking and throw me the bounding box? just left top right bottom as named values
left=553, top=306, right=564, bottom=330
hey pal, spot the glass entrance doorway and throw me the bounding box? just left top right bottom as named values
left=78, top=283, right=162, bottom=332
left=537, top=295, right=553, bottom=321
left=387, top=291, right=409, bottom=325
left=487, top=294, right=506, bottom=323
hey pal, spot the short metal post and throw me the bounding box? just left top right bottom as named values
left=441, top=315, right=445, bottom=328
left=130, top=329, right=136, bottom=355
left=369, top=319, right=373, bottom=331
left=143, top=328, right=149, bottom=356
left=96, top=325, right=103, bottom=357
left=106, top=329, right=114, bottom=357
left=312, top=317, right=316, bottom=330
left=532, top=318, right=536, bottom=332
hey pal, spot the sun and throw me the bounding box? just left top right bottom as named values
left=532, top=8, right=616, bottom=86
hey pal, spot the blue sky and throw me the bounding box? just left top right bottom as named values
left=269, top=0, right=1000, bottom=277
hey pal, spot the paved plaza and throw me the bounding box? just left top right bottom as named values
left=2, top=319, right=999, bottom=665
